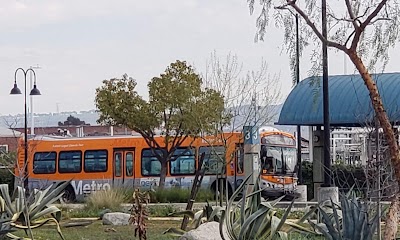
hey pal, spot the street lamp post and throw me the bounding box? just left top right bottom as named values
left=10, top=68, right=41, bottom=192
left=29, top=64, right=41, bottom=135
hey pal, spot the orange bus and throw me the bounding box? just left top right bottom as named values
left=259, top=129, right=298, bottom=199
left=15, top=129, right=298, bottom=202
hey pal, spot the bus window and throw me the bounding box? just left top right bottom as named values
left=170, top=148, right=195, bottom=175
left=84, top=150, right=108, bottom=172
left=141, top=148, right=163, bottom=176
left=114, top=153, right=122, bottom=177
left=126, top=152, right=133, bottom=177
left=199, top=146, right=225, bottom=175
left=59, top=151, right=82, bottom=173
left=33, top=152, right=56, bottom=174
left=282, top=147, right=296, bottom=172
left=267, top=146, right=282, bottom=172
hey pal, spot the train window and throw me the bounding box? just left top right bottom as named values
left=84, top=150, right=108, bottom=172
left=170, top=148, right=195, bottom=175
left=59, top=151, right=82, bottom=173
left=114, top=152, right=122, bottom=177
left=199, top=146, right=225, bottom=175
left=33, top=152, right=56, bottom=174
left=126, top=152, right=134, bottom=177
left=141, top=148, right=164, bottom=176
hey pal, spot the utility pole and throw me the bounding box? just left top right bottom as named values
left=295, top=14, right=302, bottom=184
left=29, top=64, right=41, bottom=135
left=321, top=0, right=331, bottom=187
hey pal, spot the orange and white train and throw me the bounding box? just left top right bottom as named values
left=15, top=127, right=298, bottom=201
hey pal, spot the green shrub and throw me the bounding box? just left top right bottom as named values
left=61, top=207, right=100, bottom=219
left=195, top=189, right=214, bottom=202
left=0, top=169, right=14, bottom=194
left=148, top=205, right=179, bottom=217
left=300, top=161, right=314, bottom=201
left=150, top=188, right=189, bottom=203
left=150, top=188, right=214, bottom=203
left=275, top=209, right=308, bottom=219
left=301, top=161, right=367, bottom=200
left=85, top=188, right=127, bottom=211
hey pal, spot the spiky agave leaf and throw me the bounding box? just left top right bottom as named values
left=163, top=227, right=187, bottom=237
left=274, top=200, right=313, bottom=234
left=29, top=180, right=71, bottom=218
left=222, top=174, right=253, bottom=240
left=308, top=220, right=332, bottom=240
left=17, top=217, right=65, bottom=240
left=220, top=171, right=317, bottom=240
left=0, top=185, right=15, bottom=215
left=0, top=181, right=70, bottom=240
left=313, top=192, right=380, bottom=240
left=0, top=210, right=14, bottom=237
left=238, top=205, right=271, bottom=239
left=168, top=210, right=195, bottom=220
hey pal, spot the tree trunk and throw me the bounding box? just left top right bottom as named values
left=181, top=153, right=206, bottom=230
left=158, top=160, right=168, bottom=190
left=348, top=50, right=400, bottom=239
left=385, top=193, right=400, bottom=240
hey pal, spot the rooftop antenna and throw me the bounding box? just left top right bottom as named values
left=56, top=103, right=60, bottom=114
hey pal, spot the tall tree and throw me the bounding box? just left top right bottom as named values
left=58, top=115, right=86, bottom=126
left=204, top=51, right=281, bottom=131
left=95, top=60, right=227, bottom=189
left=197, top=52, right=281, bottom=205
left=248, top=1, right=400, bottom=238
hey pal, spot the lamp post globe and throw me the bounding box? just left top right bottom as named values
left=10, top=68, right=41, bottom=193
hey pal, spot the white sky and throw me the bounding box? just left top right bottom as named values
left=0, top=0, right=399, bottom=115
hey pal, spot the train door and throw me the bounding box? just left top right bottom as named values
left=113, top=148, right=135, bottom=188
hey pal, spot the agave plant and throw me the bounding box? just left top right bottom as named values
left=184, top=201, right=224, bottom=227
left=0, top=197, right=13, bottom=237
left=0, top=214, right=13, bottom=237
left=219, top=174, right=315, bottom=240
left=163, top=201, right=225, bottom=237
left=0, top=180, right=71, bottom=240
left=309, top=193, right=380, bottom=240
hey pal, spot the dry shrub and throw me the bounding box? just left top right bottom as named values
left=85, top=188, right=127, bottom=211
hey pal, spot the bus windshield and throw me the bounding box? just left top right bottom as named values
left=262, top=146, right=297, bottom=174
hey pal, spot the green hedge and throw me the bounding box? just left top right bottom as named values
left=149, top=188, right=214, bottom=203
left=300, top=161, right=366, bottom=200
left=0, top=168, right=14, bottom=193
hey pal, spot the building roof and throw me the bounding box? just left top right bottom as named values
left=0, top=127, right=21, bottom=137
left=277, top=72, right=400, bottom=126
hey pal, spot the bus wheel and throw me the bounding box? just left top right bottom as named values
left=62, top=186, right=76, bottom=203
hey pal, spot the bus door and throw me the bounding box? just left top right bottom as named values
left=234, top=144, right=244, bottom=189
left=113, top=149, right=135, bottom=188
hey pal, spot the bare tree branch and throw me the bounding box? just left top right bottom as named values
left=352, top=0, right=388, bottom=50
left=287, top=1, right=348, bottom=52
left=345, top=0, right=360, bottom=29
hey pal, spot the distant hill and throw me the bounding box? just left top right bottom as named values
left=0, top=110, right=99, bottom=128
left=0, top=105, right=309, bottom=140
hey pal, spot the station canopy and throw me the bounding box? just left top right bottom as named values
left=277, top=72, right=400, bottom=127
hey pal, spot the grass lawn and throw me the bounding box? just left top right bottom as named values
left=13, top=220, right=179, bottom=240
